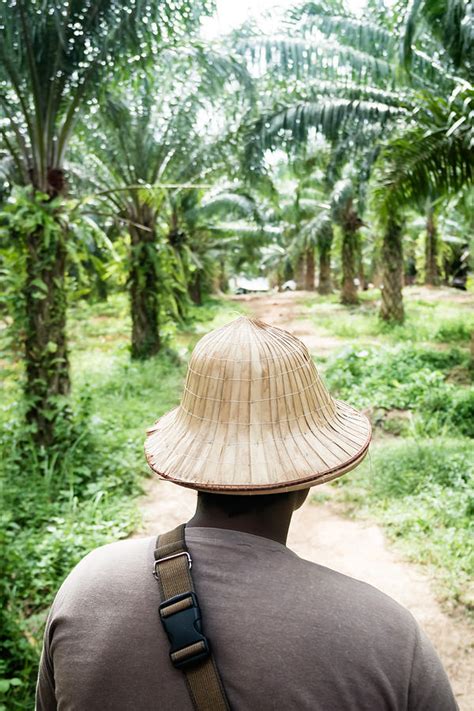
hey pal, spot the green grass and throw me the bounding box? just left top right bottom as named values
left=328, top=439, right=474, bottom=613
left=301, top=287, right=474, bottom=346
left=0, top=294, right=237, bottom=710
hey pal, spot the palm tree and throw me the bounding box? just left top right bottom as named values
left=238, top=0, right=469, bottom=320
left=85, top=46, right=251, bottom=356
left=379, top=215, right=404, bottom=322
left=372, top=0, right=473, bottom=308
left=238, top=7, right=412, bottom=309
left=87, top=88, right=207, bottom=358
left=173, top=186, right=266, bottom=304
left=301, top=212, right=334, bottom=294
left=0, top=0, right=207, bottom=443
left=330, top=179, right=365, bottom=304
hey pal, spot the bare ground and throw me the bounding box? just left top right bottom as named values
left=136, top=289, right=473, bottom=709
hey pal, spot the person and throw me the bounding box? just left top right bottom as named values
left=36, top=316, right=458, bottom=710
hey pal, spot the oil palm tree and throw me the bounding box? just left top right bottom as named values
left=239, top=0, right=473, bottom=320
left=0, top=0, right=208, bottom=443
left=86, top=48, right=251, bottom=357
left=295, top=209, right=334, bottom=293
left=87, top=89, right=209, bottom=358
left=372, top=1, right=473, bottom=309
left=170, top=186, right=266, bottom=304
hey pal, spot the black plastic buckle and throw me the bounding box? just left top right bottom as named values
left=159, top=591, right=210, bottom=669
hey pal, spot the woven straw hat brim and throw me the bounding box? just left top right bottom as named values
left=145, top=399, right=371, bottom=495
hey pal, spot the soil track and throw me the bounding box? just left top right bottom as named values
left=137, top=290, right=473, bottom=709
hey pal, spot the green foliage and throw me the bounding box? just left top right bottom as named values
left=434, top=320, right=473, bottom=343
left=0, top=189, right=62, bottom=338
left=310, top=287, right=474, bottom=612
left=323, top=342, right=472, bottom=437
left=332, top=439, right=474, bottom=611
left=0, top=292, right=235, bottom=707
left=0, top=400, right=141, bottom=709
left=0, top=0, right=213, bottom=191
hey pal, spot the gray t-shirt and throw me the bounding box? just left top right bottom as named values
left=36, top=527, right=457, bottom=710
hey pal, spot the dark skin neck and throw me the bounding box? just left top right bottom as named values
left=187, top=489, right=310, bottom=546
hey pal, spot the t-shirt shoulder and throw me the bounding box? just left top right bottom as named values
left=51, top=537, right=154, bottom=612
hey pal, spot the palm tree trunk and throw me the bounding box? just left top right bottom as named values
left=425, top=208, right=439, bottom=286
left=295, top=255, right=305, bottom=289
left=356, top=235, right=367, bottom=290
left=341, top=229, right=359, bottom=305
left=380, top=218, right=404, bottom=323
left=24, top=225, right=70, bottom=445
left=129, top=222, right=160, bottom=360
left=189, top=270, right=202, bottom=305
left=305, top=247, right=315, bottom=290
left=318, top=243, right=332, bottom=294
left=218, top=256, right=227, bottom=292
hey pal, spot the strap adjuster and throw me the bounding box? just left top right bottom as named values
left=153, top=551, right=192, bottom=580
left=159, top=591, right=210, bottom=669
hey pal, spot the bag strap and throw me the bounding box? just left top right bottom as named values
left=153, top=524, right=231, bottom=711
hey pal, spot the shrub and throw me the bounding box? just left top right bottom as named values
left=434, top=321, right=473, bottom=343
left=322, top=344, right=472, bottom=436
left=0, top=346, right=186, bottom=709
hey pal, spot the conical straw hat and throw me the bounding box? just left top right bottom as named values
left=145, top=316, right=371, bottom=494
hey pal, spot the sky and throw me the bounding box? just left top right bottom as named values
left=201, top=0, right=367, bottom=38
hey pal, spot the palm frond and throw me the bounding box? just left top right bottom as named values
left=402, top=0, right=473, bottom=74
left=373, top=84, right=474, bottom=215
left=200, top=191, right=262, bottom=221
left=0, top=0, right=212, bottom=188
left=239, top=35, right=396, bottom=85
left=248, top=97, right=407, bottom=158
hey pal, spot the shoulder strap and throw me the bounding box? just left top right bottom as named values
left=153, top=524, right=231, bottom=711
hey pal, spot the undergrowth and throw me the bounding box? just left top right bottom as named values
left=322, top=343, right=473, bottom=437
left=0, top=295, right=232, bottom=710
left=303, top=289, right=474, bottom=346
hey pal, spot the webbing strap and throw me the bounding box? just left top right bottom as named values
left=154, top=525, right=231, bottom=711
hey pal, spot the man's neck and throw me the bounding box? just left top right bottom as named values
left=186, top=495, right=296, bottom=546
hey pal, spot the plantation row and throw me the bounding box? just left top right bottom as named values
left=0, top=0, right=472, bottom=449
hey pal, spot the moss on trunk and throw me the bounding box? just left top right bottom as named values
left=24, top=224, right=70, bottom=445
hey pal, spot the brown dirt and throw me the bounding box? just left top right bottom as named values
left=136, top=290, right=473, bottom=709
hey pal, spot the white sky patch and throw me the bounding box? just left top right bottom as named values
left=201, top=0, right=368, bottom=39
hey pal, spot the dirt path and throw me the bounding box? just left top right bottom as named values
left=137, top=291, right=473, bottom=709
